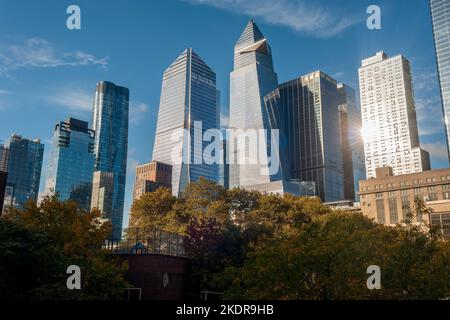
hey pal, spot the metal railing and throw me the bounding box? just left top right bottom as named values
left=103, top=228, right=185, bottom=257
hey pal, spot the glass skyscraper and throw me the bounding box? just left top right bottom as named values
left=264, top=71, right=344, bottom=202
left=92, top=81, right=129, bottom=239
left=430, top=0, right=450, bottom=162
left=0, top=144, right=8, bottom=213
left=45, top=118, right=95, bottom=210
left=3, top=134, right=44, bottom=209
left=152, top=48, right=219, bottom=196
left=0, top=171, right=6, bottom=214
left=337, top=84, right=366, bottom=202
left=0, top=144, right=8, bottom=172
left=218, top=139, right=229, bottom=189
left=91, top=171, right=114, bottom=218
left=229, top=19, right=282, bottom=189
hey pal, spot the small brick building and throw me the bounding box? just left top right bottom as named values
left=121, top=254, right=190, bottom=300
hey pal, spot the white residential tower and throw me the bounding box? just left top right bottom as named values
left=359, top=52, right=430, bottom=178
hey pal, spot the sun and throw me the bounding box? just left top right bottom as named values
left=362, top=125, right=377, bottom=142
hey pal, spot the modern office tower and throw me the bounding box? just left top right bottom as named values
left=0, top=171, right=6, bottom=214
left=360, top=166, right=450, bottom=237
left=133, top=161, right=172, bottom=201
left=229, top=19, right=283, bottom=189
left=216, top=90, right=222, bottom=128
left=92, top=81, right=129, bottom=239
left=152, top=48, right=219, bottom=197
left=359, top=52, right=431, bottom=179
left=219, top=139, right=229, bottom=189
left=265, top=71, right=344, bottom=202
left=337, top=84, right=366, bottom=201
left=0, top=145, right=8, bottom=213
left=44, top=118, right=95, bottom=210
left=0, top=144, right=8, bottom=172
left=3, top=134, right=44, bottom=209
left=430, top=0, right=450, bottom=162
left=91, top=171, right=114, bottom=217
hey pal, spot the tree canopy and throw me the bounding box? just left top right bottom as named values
left=130, top=179, right=450, bottom=300
left=0, top=196, right=128, bottom=300
left=219, top=212, right=450, bottom=300
left=3, top=178, right=449, bottom=300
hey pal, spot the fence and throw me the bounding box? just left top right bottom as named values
left=103, top=228, right=185, bottom=257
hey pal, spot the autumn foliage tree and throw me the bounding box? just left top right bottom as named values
left=0, top=195, right=128, bottom=300
left=130, top=178, right=332, bottom=235
left=219, top=212, right=450, bottom=300
left=130, top=178, right=335, bottom=295
left=130, top=179, right=450, bottom=300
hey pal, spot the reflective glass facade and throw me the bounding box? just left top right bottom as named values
left=93, top=81, right=129, bottom=239
left=91, top=171, right=114, bottom=217
left=45, top=118, right=95, bottom=210
left=4, top=134, right=44, bottom=208
left=152, top=48, right=219, bottom=196
left=265, top=71, right=344, bottom=202
left=218, top=139, right=229, bottom=189
left=337, top=84, right=366, bottom=201
left=0, top=171, right=6, bottom=213
left=430, top=0, right=450, bottom=161
left=0, top=145, right=8, bottom=172
left=229, top=20, right=281, bottom=188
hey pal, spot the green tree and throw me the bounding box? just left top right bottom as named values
left=245, top=194, right=330, bottom=235
left=129, top=187, right=178, bottom=231
left=184, top=217, right=225, bottom=293
left=0, top=219, right=64, bottom=300
left=218, top=212, right=450, bottom=300
left=376, top=200, right=450, bottom=299
left=129, top=180, right=334, bottom=297
left=1, top=195, right=129, bottom=300
left=124, top=179, right=450, bottom=300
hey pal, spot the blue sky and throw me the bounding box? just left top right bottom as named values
left=0, top=0, right=447, bottom=227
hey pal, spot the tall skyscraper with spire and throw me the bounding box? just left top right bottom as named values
left=229, top=19, right=281, bottom=189
left=152, top=48, right=219, bottom=196
left=228, top=19, right=309, bottom=196
left=92, top=81, right=129, bottom=239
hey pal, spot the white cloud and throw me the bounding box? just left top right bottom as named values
left=0, top=37, right=108, bottom=76
left=412, top=67, right=445, bottom=138
left=130, top=102, right=150, bottom=124
left=422, top=142, right=449, bottom=164
left=184, top=0, right=361, bottom=37
left=220, top=111, right=229, bottom=128
left=332, top=72, right=345, bottom=81
left=47, top=89, right=93, bottom=112
left=413, top=70, right=439, bottom=92
left=416, top=95, right=445, bottom=137
left=0, top=89, right=11, bottom=111
left=46, top=90, right=149, bottom=123
left=127, top=157, right=140, bottom=177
